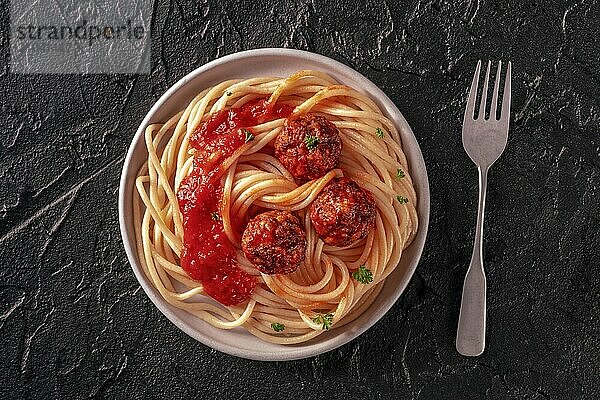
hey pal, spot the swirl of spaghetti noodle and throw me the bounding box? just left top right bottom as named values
left=133, top=70, right=418, bottom=344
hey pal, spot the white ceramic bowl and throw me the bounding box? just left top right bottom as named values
left=119, top=48, right=429, bottom=361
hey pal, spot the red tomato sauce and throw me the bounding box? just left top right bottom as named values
left=177, top=99, right=292, bottom=306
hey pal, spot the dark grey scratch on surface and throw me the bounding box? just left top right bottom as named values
left=0, top=156, right=124, bottom=246
left=0, top=0, right=599, bottom=399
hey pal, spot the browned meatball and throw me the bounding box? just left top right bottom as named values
left=274, top=114, right=342, bottom=181
left=241, top=210, right=306, bottom=275
left=310, top=177, right=376, bottom=247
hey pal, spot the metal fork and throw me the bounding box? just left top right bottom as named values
left=456, top=60, right=512, bottom=356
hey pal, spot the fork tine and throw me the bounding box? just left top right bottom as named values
left=478, top=61, right=491, bottom=120
left=501, top=61, right=512, bottom=121
left=489, top=61, right=502, bottom=120
left=464, top=60, right=482, bottom=121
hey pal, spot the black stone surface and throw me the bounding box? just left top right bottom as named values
left=1, top=1, right=599, bottom=399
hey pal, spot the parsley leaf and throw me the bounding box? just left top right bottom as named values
left=352, top=265, right=373, bottom=284
left=396, top=168, right=405, bottom=179
left=304, top=135, right=320, bottom=150
left=376, top=127, right=385, bottom=138
left=271, top=322, right=285, bottom=332
left=244, top=129, right=254, bottom=143
left=210, top=212, right=220, bottom=221
left=396, top=195, right=409, bottom=204
left=312, top=313, right=334, bottom=330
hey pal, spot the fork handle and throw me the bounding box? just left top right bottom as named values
left=456, top=166, right=488, bottom=356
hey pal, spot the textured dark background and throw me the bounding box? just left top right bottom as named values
left=1, top=0, right=599, bottom=399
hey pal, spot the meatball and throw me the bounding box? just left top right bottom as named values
left=310, top=177, right=376, bottom=247
left=241, top=210, right=306, bottom=275
left=274, top=114, right=342, bottom=181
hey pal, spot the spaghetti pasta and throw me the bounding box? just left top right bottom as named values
left=133, top=70, right=418, bottom=344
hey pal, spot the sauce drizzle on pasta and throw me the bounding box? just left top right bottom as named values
left=178, top=99, right=292, bottom=305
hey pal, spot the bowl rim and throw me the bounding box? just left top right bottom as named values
left=118, top=48, right=430, bottom=361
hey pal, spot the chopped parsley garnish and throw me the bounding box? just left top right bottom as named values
left=244, top=129, right=254, bottom=143
left=396, top=195, right=409, bottom=204
left=376, top=127, right=385, bottom=138
left=271, top=322, right=285, bottom=332
left=304, top=135, right=320, bottom=150
left=396, top=168, right=405, bottom=179
left=312, top=313, right=334, bottom=330
left=352, top=265, right=373, bottom=284
left=210, top=212, right=220, bottom=221
left=226, top=91, right=232, bottom=96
